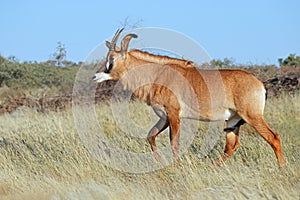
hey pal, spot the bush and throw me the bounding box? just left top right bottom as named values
left=278, top=54, right=300, bottom=68
left=0, top=61, right=79, bottom=96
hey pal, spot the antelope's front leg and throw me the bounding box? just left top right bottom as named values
left=168, top=112, right=181, bottom=163
left=147, top=118, right=169, bottom=162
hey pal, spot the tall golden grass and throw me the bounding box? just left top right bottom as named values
left=0, top=92, right=299, bottom=199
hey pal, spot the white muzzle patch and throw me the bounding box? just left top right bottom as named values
left=93, top=72, right=112, bottom=83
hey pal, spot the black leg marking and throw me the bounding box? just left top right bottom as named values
left=224, top=119, right=245, bottom=132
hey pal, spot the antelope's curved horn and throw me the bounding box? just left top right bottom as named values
left=121, top=34, right=138, bottom=53
left=110, top=28, right=124, bottom=51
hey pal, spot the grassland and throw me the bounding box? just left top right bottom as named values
left=0, top=92, right=299, bottom=199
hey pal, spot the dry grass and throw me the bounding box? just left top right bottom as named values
left=0, top=93, right=299, bottom=199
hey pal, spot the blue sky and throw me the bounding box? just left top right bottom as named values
left=1, top=0, right=299, bottom=65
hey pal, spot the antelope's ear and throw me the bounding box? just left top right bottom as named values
left=105, top=41, right=111, bottom=49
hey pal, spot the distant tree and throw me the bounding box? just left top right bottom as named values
left=7, top=55, right=19, bottom=63
left=210, top=58, right=235, bottom=69
left=52, top=42, right=67, bottom=66
left=278, top=54, right=300, bottom=68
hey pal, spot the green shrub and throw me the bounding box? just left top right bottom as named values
left=278, top=54, right=300, bottom=68
left=0, top=61, right=79, bottom=96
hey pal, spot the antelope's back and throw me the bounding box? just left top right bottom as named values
left=188, top=69, right=266, bottom=114
left=218, top=69, right=266, bottom=113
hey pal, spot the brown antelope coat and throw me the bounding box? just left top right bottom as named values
left=93, top=29, right=284, bottom=168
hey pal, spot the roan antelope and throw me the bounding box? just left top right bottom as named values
left=93, top=28, right=284, bottom=168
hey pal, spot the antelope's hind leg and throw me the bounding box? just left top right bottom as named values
left=244, top=116, right=284, bottom=168
left=215, top=118, right=245, bottom=167
left=147, top=118, right=169, bottom=161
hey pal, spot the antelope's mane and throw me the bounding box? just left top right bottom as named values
left=129, top=49, right=194, bottom=67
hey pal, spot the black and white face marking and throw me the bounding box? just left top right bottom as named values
left=104, top=55, right=114, bottom=73
left=92, top=53, right=116, bottom=83
left=92, top=52, right=116, bottom=83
